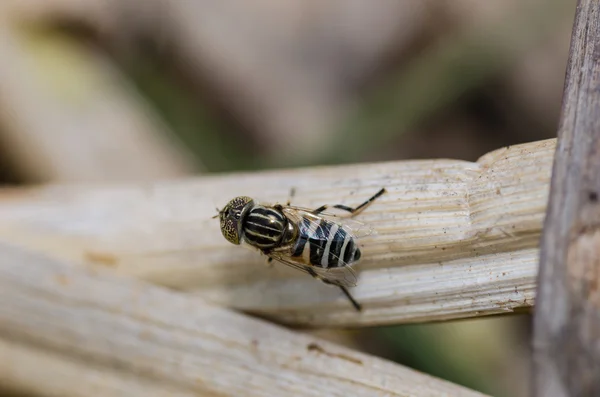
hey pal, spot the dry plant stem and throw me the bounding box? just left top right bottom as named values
left=533, top=0, right=600, bottom=396
left=0, top=138, right=554, bottom=327
left=0, top=243, right=489, bottom=397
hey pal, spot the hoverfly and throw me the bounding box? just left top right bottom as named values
left=215, top=187, right=386, bottom=311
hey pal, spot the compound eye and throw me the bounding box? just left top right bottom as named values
left=234, top=211, right=241, bottom=220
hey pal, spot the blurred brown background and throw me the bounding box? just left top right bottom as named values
left=0, top=0, right=575, bottom=396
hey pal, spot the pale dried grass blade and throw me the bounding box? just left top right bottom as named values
left=0, top=139, right=554, bottom=326
left=0, top=243, right=489, bottom=397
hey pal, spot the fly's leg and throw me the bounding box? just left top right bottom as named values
left=286, top=187, right=296, bottom=206
left=336, top=285, right=362, bottom=312
left=274, top=188, right=296, bottom=212
left=307, top=268, right=362, bottom=311
left=332, top=187, right=386, bottom=216
left=262, top=248, right=275, bottom=268
left=311, top=204, right=328, bottom=215
left=266, top=257, right=274, bottom=268
left=312, top=187, right=386, bottom=217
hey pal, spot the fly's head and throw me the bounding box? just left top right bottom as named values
left=217, top=196, right=254, bottom=245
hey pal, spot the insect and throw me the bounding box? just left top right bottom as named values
left=215, top=187, right=386, bottom=311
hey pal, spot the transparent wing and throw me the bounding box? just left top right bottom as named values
left=283, top=207, right=373, bottom=269
left=267, top=249, right=358, bottom=288
left=276, top=207, right=367, bottom=286
left=281, top=205, right=376, bottom=240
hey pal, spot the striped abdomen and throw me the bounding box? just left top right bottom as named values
left=292, top=216, right=361, bottom=269
left=242, top=205, right=288, bottom=249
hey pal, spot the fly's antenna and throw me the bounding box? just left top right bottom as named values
left=211, top=197, right=222, bottom=219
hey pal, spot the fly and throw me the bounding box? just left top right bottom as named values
left=215, top=187, right=386, bottom=311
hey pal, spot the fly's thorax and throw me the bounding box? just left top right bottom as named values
left=292, top=216, right=361, bottom=269
left=242, top=205, right=292, bottom=249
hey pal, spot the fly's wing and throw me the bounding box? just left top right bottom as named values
left=275, top=207, right=367, bottom=287
left=281, top=205, right=377, bottom=240
left=267, top=250, right=358, bottom=287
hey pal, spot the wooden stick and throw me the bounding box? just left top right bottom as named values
left=0, top=242, right=489, bottom=397
left=533, top=1, right=600, bottom=396
left=0, top=138, right=555, bottom=327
